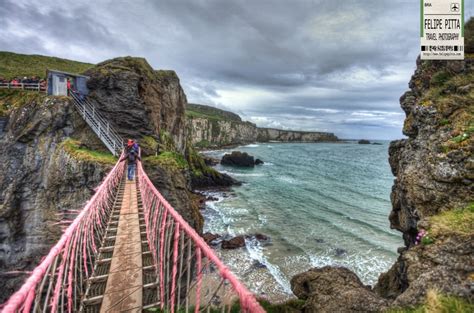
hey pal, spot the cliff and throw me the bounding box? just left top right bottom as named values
left=257, top=127, right=338, bottom=142
left=0, top=90, right=113, bottom=302
left=186, top=103, right=338, bottom=148
left=374, top=48, right=474, bottom=307
left=290, top=19, right=474, bottom=312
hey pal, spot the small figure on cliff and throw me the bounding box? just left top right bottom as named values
left=66, top=78, right=71, bottom=95
left=120, top=148, right=141, bottom=180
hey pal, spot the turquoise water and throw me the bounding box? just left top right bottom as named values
left=203, top=142, right=403, bottom=300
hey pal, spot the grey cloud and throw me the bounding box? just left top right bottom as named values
left=1, top=0, right=455, bottom=139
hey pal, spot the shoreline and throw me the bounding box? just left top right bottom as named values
left=194, top=139, right=345, bottom=152
left=195, top=141, right=399, bottom=304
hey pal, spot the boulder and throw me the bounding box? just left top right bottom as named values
left=221, top=151, right=255, bottom=167
left=291, top=266, right=388, bottom=312
left=358, top=139, right=371, bottom=144
left=206, top=195, right=219, bottom=201
left=221, top=236, right=246, bottom=249
left=255, top=158, right=264, bottom=165
left=254, top=233, right=269, bottom=241
left=202, top=232, right=220, bottom=244
left=203, top=156, right=220, bottom=166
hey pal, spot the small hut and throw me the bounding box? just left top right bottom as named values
left=47, top=70, right=89, bottom=96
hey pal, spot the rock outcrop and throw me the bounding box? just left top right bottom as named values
left=0, top=92, right=111, bottom=302
left=221, top=151, right=255, bottom=167
left=85, top=57, right=187, bottom=154
left=186, top=103, right=338, bottom=148
left=291, top=267, right=389, bottom=313
left=221, top=235, right=246, bottom=249
left=373, top=54, right=474, bottom=305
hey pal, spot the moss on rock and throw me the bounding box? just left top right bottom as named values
left=61, top=138, right=117, bottom=165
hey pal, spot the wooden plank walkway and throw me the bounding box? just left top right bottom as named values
left=100, top=180, right=143, bottom=312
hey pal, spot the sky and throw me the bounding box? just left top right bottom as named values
left=1, top=0, right=473, bottom=139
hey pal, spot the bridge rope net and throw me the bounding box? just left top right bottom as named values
left=2, top=153, right=265, bottom=313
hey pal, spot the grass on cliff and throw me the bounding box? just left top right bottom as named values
left=93, top=56, right=178, bottom=81
left=186, top=144, right=221, bottom=178
left=429, top=203, right=474, bottom=237
left=62, top=139, right=117, bottom=165
left=0, top=89, right=48, bottom=117
left=186, top=103, right=241, bottom=122
left=0, top=51, right=94, bottom=79
left=387, top=290, right=474, bottom=313
left=143, top=151, right=189, bottom=171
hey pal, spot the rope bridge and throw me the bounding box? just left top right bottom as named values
left=2, top=154, right=265, bottom=313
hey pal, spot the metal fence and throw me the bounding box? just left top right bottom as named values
left=0, top=82, right=47, bottom=92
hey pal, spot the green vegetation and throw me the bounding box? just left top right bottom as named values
left=62, top=138, right=117, bottom=165
left=465, top=18, right=474, bottom=54
left=159, top=129, right=178, bottom=152
left=421, top=235, right=434, bottom=245
left=186, top=143, right=219, bottom=178
left=155, top=70, right=178, bottom=80
left=95, top=57, right=153, bottom=79
left=186, top=103, right=241, bottom=122
left=144, top=151, right=188, bottom=171
left=439, top=119, right=450, bottom=126
left=429, top=203, right=474, bottom=238
left=430, top=71, right=452, bottom=87
left=195, top=139, right=211, bottom=149
left=0, top=89, right=48, bottom=117
left=0, top=51, right=94, bottom=79
left=141, top=135, right=159, bottom=154
left=420, top=65, right=473, bottom=153
left=386, top=290, right=474, bottom=313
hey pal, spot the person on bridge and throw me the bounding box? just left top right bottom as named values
left=120, top=148, right=141, bottom=180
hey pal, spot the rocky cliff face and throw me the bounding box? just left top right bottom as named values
left=187, top=117, right=258, bottom=148
left=85, top=57, right=187, bottom=154
left=373, top=55, right=474, bottom=306
left=0, top=92, right=111, bottom=302
left=291, top=21, right=474, bottom=312
left=257, top=128, right=339, bottom=142
left=186, top=104, right=338, bottom=148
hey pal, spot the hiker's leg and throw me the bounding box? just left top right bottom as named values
left=131, top=164, right=136, bottom=180
left=128, top=164, right=133, bottom=180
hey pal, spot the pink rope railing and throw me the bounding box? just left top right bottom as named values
left=2, top=153, right=125, bottom=313
left=137, top=160, right=265, bottom=313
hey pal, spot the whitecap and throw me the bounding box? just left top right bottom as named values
left=230, top=173, right=265, bottom=177
left=245, top=238, right=293, bottom=293
left=277, top=176, right=296, bottom=184
left=245, top=144, right=260, bottom=148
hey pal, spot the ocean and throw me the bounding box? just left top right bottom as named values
left=202, top=142, right=403, bottom=301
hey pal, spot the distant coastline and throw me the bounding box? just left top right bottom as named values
left=186, top=103, right=339, bottom=149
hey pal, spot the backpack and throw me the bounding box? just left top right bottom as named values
left=128, top=151, right=137, bottom=162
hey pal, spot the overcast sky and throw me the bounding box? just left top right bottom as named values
left=1, top=0, right=473, bottom=139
